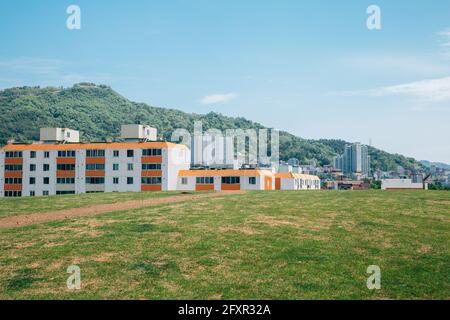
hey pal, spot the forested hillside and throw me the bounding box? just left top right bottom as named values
left=0, top=83, right=421, bottom=171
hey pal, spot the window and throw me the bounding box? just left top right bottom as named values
left=5, top=151, right=23, bottom=158
left=43, top=191, right=49, bottom=196
left=113, top=163, right=119, bottom=171
left=127, top=177, right=134, bottom=185
left=4, top=191, right=22, bottom=197
left=29, top=191, right=35, bottom=197
left=86, top=177, right=105, bottom=184
left=86, top=163, right=105, bottom=170
left=127, top=163, right=133, bottom=171
left=141, top=177, right=162, bottom=185
left=44, top=151, right=50, bottom=158
left=249, top=177, right=256, bottom=185
left=196, top=177, right=214, bottom=184
left=221, top=176, right=240, bottom=184
left=57, top=164, right=75, bottom=171
left=56, top=191, right=75, bottom=195
left=5, top=178, right=22, bottom=184
left=30, top=151, right=36, bottom=158
left=43, top=177, right=50, bottom=185
left=43, top=164, right=50, bottom=171
left=57, top=177, right=75, bottom=184
left=113, top=177, right=119, bottom=184
left=29, top=177, right=35, bottom=185
left=141, top=163, right=161, bottom=170
left=142, top=149, right=162, bottom=156
left=113, top=150, right=119, bottom=157
left=86, top=149, right=105, bottom=157
left=181, top=177, right=188, bottom=185
left=57, top=150, right=76, bottom=157
left=5, top=164, right=23, bottom=171
left=127, top=150, right=134, bottom=158
left=30, top=164, right=36, bottom=172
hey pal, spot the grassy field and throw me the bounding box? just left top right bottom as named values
left=0, top=191, right=184, bottom=219
left=0, top=190, right=448, bottom=299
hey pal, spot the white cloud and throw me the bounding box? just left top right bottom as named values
left=438, top=29, right=450, bottom=58
left=200, top=92, right=238, bottom=105
left=333, top=76, right=450, bottom=102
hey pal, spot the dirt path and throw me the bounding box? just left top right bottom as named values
left=0, top=191, right=246, bottom=230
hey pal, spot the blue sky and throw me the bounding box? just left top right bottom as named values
left=1, top=0, right=449, bottom=163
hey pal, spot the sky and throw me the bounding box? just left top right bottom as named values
left=0, top=0, right=449, bottom=163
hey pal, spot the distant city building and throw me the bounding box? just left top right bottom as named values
left=334, top=142, right=370, bottom=176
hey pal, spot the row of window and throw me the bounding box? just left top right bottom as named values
left=86, top=164, right=105, bottom=171
left=57, top=177, right=75, bottom=184
left=5, top=151, right=23, bottom=158
left=142, top=149, right=162, bottom=156
left=4, top=191, right=22, bottom=197
left=5, top=164, right=23, bottom=171
left=6, top=162, right=161, bottom=172
left=185, top=177, right=255, bottom=185
left=58, top=150, right=76, bottom=157
left=5, top=178, right=22, bottom=184
left=221, top=176, right=241, bottom=184
left=5, top=149, right=161, bottom=159
left=57, top=164, right=76, bottom=171
left=196, top=177, right=214, bottom=184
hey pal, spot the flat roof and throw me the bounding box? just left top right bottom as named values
left=1, top=141, right=187, bottom=151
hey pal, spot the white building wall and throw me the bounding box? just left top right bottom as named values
left=177, top=176, right=196, bottom=191
left=166, top=147, right=190, bottom=191
left=241, top=176, right=263, bottom=190
left=381, top=179, right=424, bottom=190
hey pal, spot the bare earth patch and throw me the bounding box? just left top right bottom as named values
left=0, top=191, right=246, bottom=229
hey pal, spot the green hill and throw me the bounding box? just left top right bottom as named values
left=0, top=83, right=421, bottom=171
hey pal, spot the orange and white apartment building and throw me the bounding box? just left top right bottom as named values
left=0, top=126, right=190, bottom=197
left=0, top=125, right=320, bottom=197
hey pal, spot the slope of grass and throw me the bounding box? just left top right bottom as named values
left=0, top=190, right=448, bottom=299
left=0, top=191, right=184, bottom=219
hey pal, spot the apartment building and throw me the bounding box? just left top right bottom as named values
left=334, top=142, right=371, bottom=177
left=177, top=169, right=275, bottom=191
left=274, top=172, right=321, bottom=190
left=0, top=126, right=190, bottom=197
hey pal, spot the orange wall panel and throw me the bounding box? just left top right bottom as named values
left=141, top=156, right=162, bottom=163
left=275, top=178, right=281, bottom=190
left=5, top=171, right=22, bottom=178
left=5, top=158, right=23, bottom=165
left=85, top=170, right=105, bottom=177
left=57, top=170, right=76, bottom=178
left=265, top=176, right=273, bottom=190
left=141, top=170, right=162, bottom=177
left=85, top=157, right=105, bottom=164
left=196, top=184, right=215, bottom=191
left=141, top=185, right=162, bottom=191
left=221, top=184, right=240, bottom=191
left=4, top=184, right=22, bottom=191
left=56, top=157, right=76, bottom=164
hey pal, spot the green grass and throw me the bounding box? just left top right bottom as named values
left=0, top=190, right=448, bottom=299
left=0, top=191, right=186, bottom=219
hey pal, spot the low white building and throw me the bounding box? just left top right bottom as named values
left=381, top=178, right=427, bottom=190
